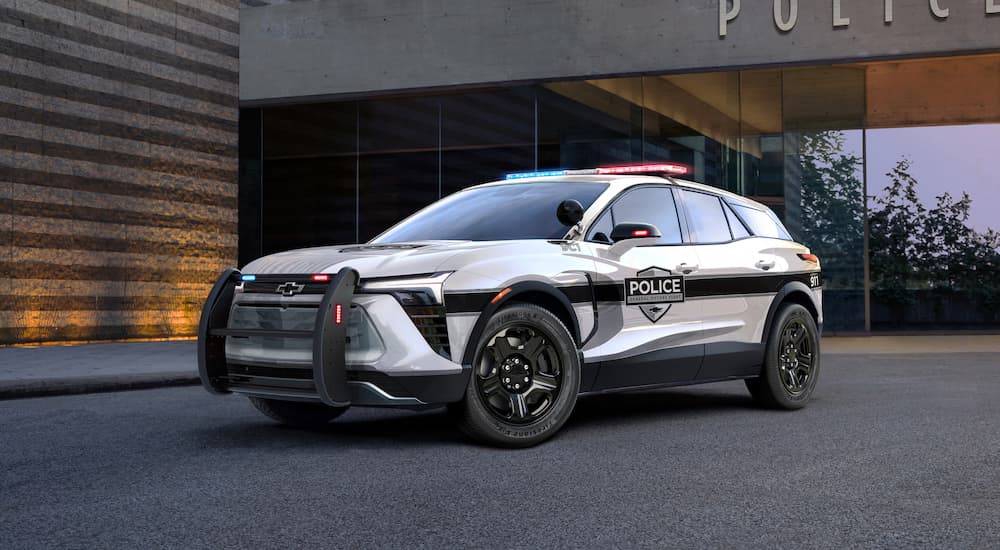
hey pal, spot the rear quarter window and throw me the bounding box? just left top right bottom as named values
left=731, top=204, right=792, bottom=240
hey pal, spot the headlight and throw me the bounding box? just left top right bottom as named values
left=359, top=272, right=451, bottom=306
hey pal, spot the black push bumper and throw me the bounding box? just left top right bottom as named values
left=197, top=267, right=360, bottom=407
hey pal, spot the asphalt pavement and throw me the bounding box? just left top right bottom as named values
left=0, top=341, right=197, bottom=399
left=1, top=353, right=998, bottom=549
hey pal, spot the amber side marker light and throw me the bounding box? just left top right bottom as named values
left=798, top=253, right=819, bottom=264
left=491, top=288, right=512, bottom=304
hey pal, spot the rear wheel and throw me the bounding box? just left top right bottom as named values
left=746, top=303, right=820, bottom=409
left=249, top=397, right=348, bottom=428
left=452, top=303, right=580, bottom=448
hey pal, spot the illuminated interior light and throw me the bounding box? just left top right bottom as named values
left=240, top=274, right=256, bottom=282
left=312, top=274, right=330, bottom=282
left=334, top=303, right=343, bottom=325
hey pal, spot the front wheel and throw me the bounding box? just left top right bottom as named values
left=249, top=397, right=348, bottom=428
left=746, top=303, right=821, bottom=409
left=451, top=303, right=581, bottom=448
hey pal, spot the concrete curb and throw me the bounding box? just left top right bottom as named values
left=0, top=373, right=200, bottom=400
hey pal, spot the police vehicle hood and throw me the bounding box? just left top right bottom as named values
left=240, top=240, right=563, bottom=280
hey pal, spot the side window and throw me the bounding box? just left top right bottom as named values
left=723, top=201, right=751, bottom=239
left=680, top=190, right=732, bottom=243
left=733, top=204, right=792, bottom=240
left=609, top=187, right=683, bottom=244
left=586, top=211, right=614, bottom=243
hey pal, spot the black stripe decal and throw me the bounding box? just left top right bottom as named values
left=0, top=103, right=237, bottom=157
left=37, top=0, right=239, bottom=58
left=0, top=70, right=237, bottom=132
left=0, top=135, right=237, bottom=184
left=443, top=273, right=821, bottom=314
left=0, top=6, right=238, bottom=83
left=686, top=272, right=821, bottom=297
left=0, top=38, right=236, bottom=108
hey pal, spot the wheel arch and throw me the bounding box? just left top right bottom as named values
left=761, top=281, right=821, bottom=344
left=459, top=281, right=582, bottom=366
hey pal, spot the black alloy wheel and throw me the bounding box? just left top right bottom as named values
left=475, top=325, right=563, bottom=424
left=777, top=318, right=815, bottom=395
left=746, top=302, right=821, bottom=409
left=452, top=303, right=580, bottom=447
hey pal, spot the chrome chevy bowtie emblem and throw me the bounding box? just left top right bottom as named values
left=275, top=282, right=305, bottom=296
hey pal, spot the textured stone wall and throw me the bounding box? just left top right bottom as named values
left=0, top=0, right=239, bottom=344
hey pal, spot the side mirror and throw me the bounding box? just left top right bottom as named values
left=608, top=222, right=661, bottom=258
left=610, top=222, right=661, bottom=242
left=556, top=199, right=584, bottom=226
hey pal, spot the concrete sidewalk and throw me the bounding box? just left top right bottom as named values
left=0, top=341, right=198, bottom=399
left=1, top=335, right=998, bottom=399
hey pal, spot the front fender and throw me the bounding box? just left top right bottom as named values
left=456, top=280, right=584, bottom=367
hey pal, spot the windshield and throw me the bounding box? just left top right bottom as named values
left=372, top=182, right=608, bottom=242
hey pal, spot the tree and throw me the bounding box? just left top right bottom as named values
left=798, top=131, right=865, bottom=291
left=867, top=159, right=925, bottom=326
left=868, top=158, right=1000, bottom=326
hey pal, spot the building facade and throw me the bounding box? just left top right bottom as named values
left=3, top=1, right=999, bottom=344
left=1, top=0, right=239, bottom=344
left=238, top=0, right=1000, bottom=334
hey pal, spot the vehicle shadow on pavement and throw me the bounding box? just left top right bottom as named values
left=568, top=387, right=756, bottom=430
left=192, top=387, right=755, bottom=449
left=191, top=407, right=466, bottom=449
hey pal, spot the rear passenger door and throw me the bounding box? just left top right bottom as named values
left=675, top=189, right=766, bottom=379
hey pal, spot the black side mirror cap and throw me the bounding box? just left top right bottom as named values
left=556, top=199, right=584, bottom=226
left=610, top=222, right=661, bottom=242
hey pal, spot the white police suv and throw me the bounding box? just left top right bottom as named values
left=198, top=163, right=823, bottom=447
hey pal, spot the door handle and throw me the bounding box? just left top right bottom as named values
left=755, top=259, right=776, bottom=271
left=675, top=263, right=699, bottom=275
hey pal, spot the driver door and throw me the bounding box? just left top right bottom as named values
left=582, top=185, right=704, bottom=389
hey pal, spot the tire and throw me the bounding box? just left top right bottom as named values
left=248, top=397, right=348, bottom=428
left=746, top=303, right=821, bottom=409
left=451, top=303, right=581, bottom=448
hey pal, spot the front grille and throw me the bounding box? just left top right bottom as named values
left=242, top=281, right=328, bottom=295
left=404, top=305, right=450, bottom=359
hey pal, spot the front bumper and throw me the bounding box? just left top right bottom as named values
left=197, top=268, right=468, bottom=407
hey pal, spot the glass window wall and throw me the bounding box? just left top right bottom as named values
left=240, top=54, right=1000, bottom=332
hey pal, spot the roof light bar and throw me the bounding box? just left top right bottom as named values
left=504, top=163, right=691, bottom=180
left=596, top=163, right=690, bottom=175
left=504, top=169, right=568, bottom=180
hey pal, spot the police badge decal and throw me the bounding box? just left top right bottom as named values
left=624, top=266, right=686, bottom=323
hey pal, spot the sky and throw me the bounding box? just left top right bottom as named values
left=863, top=124, right=1000, bottom=233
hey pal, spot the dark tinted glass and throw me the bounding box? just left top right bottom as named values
left=723, top=201, right=751, bottom=239
left=734, top=204, right=792, bottom=240
left=681, top=190, right=732, bottom=243
left=609, top=187, right=683, bottom=244
left=358, top=98, right=440, bottom=242
left=586, top=211, right=614, bottom=243
left=374, top=182, right=607, bottom=242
